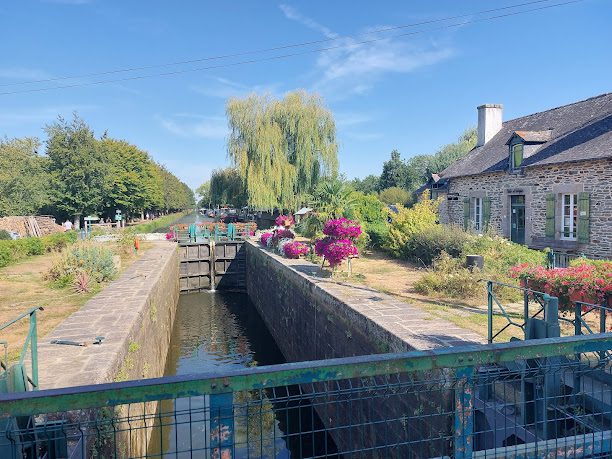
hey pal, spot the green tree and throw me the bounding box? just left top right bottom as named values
left=404, top=128, right=476, bottom=191
left=351, top=192, right=389, bottom=248
left=379, top=187, right=410, bottom=206
left=0, top=137, right=50, bottom=216
left=99, top=138, right=164, bottom=218
left=196, top=181, right=211, bottom=209
left=45, top=114, right=106, bottom=219
left=350, top=174, right=380, bottom=194
left=210, top=168, right=247, bottom=207
left=227, top=91, right=338, bottom=210
left=379, top=150, right=407, bottom=190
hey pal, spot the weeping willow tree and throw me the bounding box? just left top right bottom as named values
left=226, top=91, right=338, bottom=210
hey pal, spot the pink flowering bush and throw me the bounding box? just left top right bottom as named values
left=165, top=232, right=175, bottom=241
left=271, top=229, right=295, bottom=247
left=275, top=214, right=295, bottom=227
left=260, top=232, right=274, bottom=247
left=510, top=260, right=612, bottom=311
left=283, top=241, right=310, bottom=259
left=323, top=218, right=362, bottom=239
left=315, top=238, right=358, bottom=267
left=314, top=218, right=362, bottom=268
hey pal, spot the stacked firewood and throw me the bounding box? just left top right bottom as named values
left=0, top=216, right=63, bottom=237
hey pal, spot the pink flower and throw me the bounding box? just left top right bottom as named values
left=283, top=241, right=310, bottom=259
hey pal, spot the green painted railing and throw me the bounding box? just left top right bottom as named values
left=0, top=306, right=43, bottom=392
left=1, top=334, right=612, bottom=457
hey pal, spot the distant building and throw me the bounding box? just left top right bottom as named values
left=425, top=93, right=612, bottom=259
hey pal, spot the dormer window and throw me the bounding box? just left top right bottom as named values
left=511, top=143, right=524, bottom=169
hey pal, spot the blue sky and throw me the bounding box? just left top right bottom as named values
left=1, top=0, right=610, bottom=189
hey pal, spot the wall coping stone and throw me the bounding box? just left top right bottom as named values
left=36, top=242, right=178, bottom=390
left=246, top=241, right=485, bottom=352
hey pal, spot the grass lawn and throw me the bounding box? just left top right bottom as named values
left=0, top=241, right=150, bottom=362
left=331, top=250, right=592, bottom=342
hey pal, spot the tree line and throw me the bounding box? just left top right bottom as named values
left=0, top=114, right=194, bottom=222
left=194, top=88, right=475, bottom=211
left=351, top=128, right=477, bottom=205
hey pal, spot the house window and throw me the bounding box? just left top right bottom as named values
left=561, top=193, right=578, bottom=240
left=473, top=197, right=483, bottom=232
left=511, top=143, right=524, bottom=169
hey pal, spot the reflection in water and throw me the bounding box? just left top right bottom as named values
left=149, top=292, right=337, bottom=458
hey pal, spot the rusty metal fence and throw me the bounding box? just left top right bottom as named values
left=2, top=334, right=612, bottom=458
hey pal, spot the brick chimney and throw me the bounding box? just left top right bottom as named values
left=476, top=103, right=503, bottom=147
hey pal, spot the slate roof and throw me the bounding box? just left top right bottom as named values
left=441, top=93, right=612, bottom=179
left=510, top=130, right=553, bottom=143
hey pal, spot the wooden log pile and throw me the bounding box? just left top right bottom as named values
left=0, top=216, right=64, bottom=237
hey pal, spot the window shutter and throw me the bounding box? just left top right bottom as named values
left=463, top=197, right=470, bottom=230
left=577, top=192, right=590, bottom=243
left=545, top=193, right=556, bottom=238
left=483, top=197, right=492, bottom=230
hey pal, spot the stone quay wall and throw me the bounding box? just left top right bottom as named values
left=444, top=158, right=612, bottom=259
left=245, top=241, right=483, bottom=457
left=36, top=242, right=179, bottom=457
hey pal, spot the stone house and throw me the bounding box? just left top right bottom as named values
left=431, top=93, right=612, bottom=259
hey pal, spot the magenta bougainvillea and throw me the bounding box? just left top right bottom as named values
left=315, top=238, right=358, bottom=267
left=510, top=261, right=612, bottom=311
left=283, top=241, right=310, bottom=259
left=271, top=229, right=295, bottom=247
left=315, top=218, right=361, bottom=268
left=275, top=214, right=295, bottom=227
left=260, top=232, right=274, bottom=247
left=322, top=218, right=362, bottom=239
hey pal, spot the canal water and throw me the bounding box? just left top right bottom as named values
left=151, top=291, right=338, bottom=458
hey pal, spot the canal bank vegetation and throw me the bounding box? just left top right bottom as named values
left=0, top=237, right=151, bottom=361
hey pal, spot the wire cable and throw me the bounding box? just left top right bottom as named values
left=0, top=0, right=561, bottom=88
left=0, top=0, right=584, bottom=96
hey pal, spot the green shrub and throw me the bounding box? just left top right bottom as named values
left=383, top=197, right=441, bottom=257
left=365, top=221, right=389, bottom=248
left=0, top=230, right=12, bottom=240
left=414, top=252, right=481, bottom=298
left=402, top=224, right=470, bottom=265
left=46, top=243, right=117, bottom=286
left=22, top=237, right=44, bottom=255
left=463, top=234, right=546, bottom=278
left=42, top=231, right=77, bottom=251
left=0, top=245, right=11, bottom=267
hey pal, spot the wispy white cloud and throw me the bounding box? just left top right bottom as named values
left=335, top=111, right=372, bottom=127
left=279, top=4, right=338, bottom=39
left=157, top=113, right=228, bottom=139
left=0, top=104, right=98, bottom=128
left=190, top=76, right=280, bottom=99
left=279, top=5, right=453, bottom=98
left=0, top=67, right=53, bottom=81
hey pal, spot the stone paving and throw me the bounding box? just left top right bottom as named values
left=248, top=241, right=485, bottom=352
left=36, top=242, right=178, bottom=389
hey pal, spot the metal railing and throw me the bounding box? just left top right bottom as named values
left=173, top=223, right=255, bottom=244
left=487, top=280, right=611, bottom=345
left=2, top=335, right=612, bottom=458
left=486, top=280, right=559, bottom=344
left=0, top=306, right=43, bottom=392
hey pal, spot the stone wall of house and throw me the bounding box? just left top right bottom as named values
left=443, top=158, right=612, bottom=259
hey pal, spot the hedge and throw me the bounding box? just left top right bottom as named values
left=0, top=231, right=77, bottom=268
